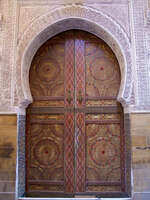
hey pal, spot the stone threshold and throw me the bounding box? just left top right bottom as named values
left=19, top=198, right=131, bottom=200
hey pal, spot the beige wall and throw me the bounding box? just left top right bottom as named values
left=0, top=115, right=17, bottom=200
left=131, top=114, right=150, bottom=193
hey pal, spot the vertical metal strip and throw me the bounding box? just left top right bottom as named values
left=25, top=114, right=30, bottom=193
left=124, top=113, right=131, bottom=196
left=64, top=32, right=75, bottom=193
left=75, top=33, right=86, bottom=192
left=17, top=114, right=26, bottom=198
left=120, top=112, right=126, bottom=192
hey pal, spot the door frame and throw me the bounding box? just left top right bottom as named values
left=16, top=6, right=133, bottom=200
left=16, top=112, right=131, bottom=199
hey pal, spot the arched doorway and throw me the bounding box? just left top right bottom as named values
left=25, top=30, right=129, bottom=198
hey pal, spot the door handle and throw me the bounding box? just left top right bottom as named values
left=66, top=90, right=73, bottom=104
left=77, top=90, right=83, bottom=104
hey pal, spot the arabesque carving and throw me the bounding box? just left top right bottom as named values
left=16, top=5, right=132, bottom=109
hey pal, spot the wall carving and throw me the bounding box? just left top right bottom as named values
left=131, top=0, right=150, bottom=108
left=2, top=0, right=150, bottom=113
left=17, top=2, right=130, bottom=40
left=0, top=0, right=17, bottom=113
left=15, top=5, right=133, bottom=111
left=18, top=5, right=59, bottom=40
left=0, top=13, right=2, bottom=30
left=146, top=0, right=150, bottom=105
left=146, top=10, right=150, bottom=25
left=17, top=0, right=129, bottom=5
left=89, top=4, right=130, bottom=38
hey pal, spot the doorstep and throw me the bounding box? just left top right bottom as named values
left=19, top=198, right=131, bottom=200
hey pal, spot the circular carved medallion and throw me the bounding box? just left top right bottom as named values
left=90, top=139, right=117, bottom=166
left=90, top=57, right=116, bottom=81
left=35, top=57, right=60, bottom=82
left=34, top=139, right=60, bottom=166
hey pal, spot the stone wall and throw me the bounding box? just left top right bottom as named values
left=0, top=115, right=16, bottom=200
left=131, top=114, right=150, bottom=194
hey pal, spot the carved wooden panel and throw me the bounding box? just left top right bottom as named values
left=64, top=32, right=75, bottom=193
left=26, top=115, right=64, bottom=192
left=26, top=33, right=74, bottom=195
left=86, top=122, right=121, bottom=190
left=26, top=30, right=126, bottom=197
left=75, top=34, right=86, bottom=192
left=84, top=32, right=123, bottom=194
left=85, top=35, right=120, bottom=99
left=29, top=35, right=65, bottom=103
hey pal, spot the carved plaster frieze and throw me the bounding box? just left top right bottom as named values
left=0, top=13, right=2, bottom=30
left=18, top=5, right=60, bottom=40
left=146, top=10, right=150, bottom=25
left=15, top=5, right=133, bottom=110
left=89, top=4, right=130, bottom=38
left=0, top=0, right=17, bottom=113
left=18, top=3, right=130, bottom=41
left=17, top=0, right=129, bottom=6
left=131, top=0, right=150, bottom=106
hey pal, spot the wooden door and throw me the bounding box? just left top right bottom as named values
left=26, top=30, right=126, bottom=198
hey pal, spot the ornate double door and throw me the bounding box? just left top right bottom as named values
left=26, top=30, right=126, bottom=197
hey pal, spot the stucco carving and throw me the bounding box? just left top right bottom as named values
left=90, top=4, right=130, bottom=38
left=145, top=2, right=150, bottom=109
left=131, top=0, right=150, bottom=107
left=146, top=10, right=150, bottom=25
left=0, top=13, right=2, bottom=30
left=0, top=0, right=17, bottom=113
left=18, top=5, right=59, bottom=40
left=15, top=5, right=133, bottom=109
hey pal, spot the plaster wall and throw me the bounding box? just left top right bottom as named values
left=131, top=114, right=150, bottom=193
left=0, top=115, right=16, bottom=200
left=0, top=0, right=150, bottom=199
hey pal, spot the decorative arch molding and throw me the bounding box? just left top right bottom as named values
left=16, top=6, right=132, bottom=199
left=16, top=5, right=133, bottom=110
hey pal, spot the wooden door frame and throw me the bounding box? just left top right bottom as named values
left=16, top=111, right=131, bottom=199
left=15, top=8, right=133, bottom=199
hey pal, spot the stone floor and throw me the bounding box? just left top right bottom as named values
left=18, top=195, right=150, bottom=200
left=19, top=198, right=131, bottom=200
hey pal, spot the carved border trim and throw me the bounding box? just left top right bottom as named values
left=15, top=5, right=132, bottom=109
